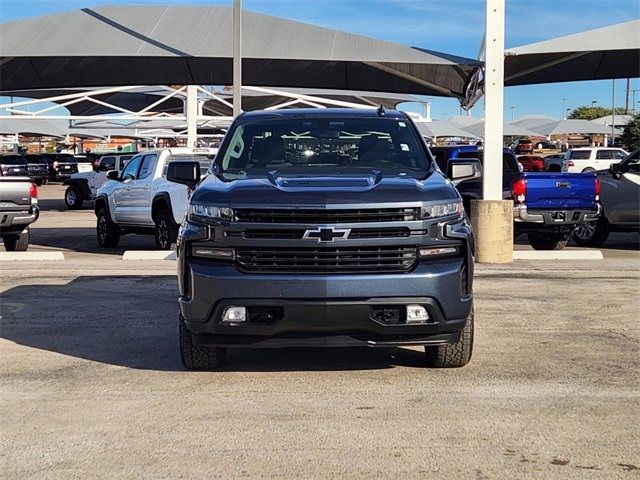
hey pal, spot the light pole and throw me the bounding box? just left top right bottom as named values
left=510, top=106, right=515, bottom=121
left=562, top=98, right=567, bottom=119
left=632, top=90, right=640, bottom=115
left=591, top=100, right=598, bottom=108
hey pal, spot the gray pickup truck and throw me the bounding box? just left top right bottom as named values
left=0, top=177, right=39, bottom=251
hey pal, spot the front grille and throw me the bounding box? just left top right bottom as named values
left=234, top=207, right=420, bottom=224
left=242, top=227, right=411, bottom=240
left=236, top=246, right=417, bottom=273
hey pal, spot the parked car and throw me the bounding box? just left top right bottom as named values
left=436, top=146, right=601, bottom=250
left=24, top=154, right=49, bottom=185
left=533, top=140, right=556, bottom=150
left=574, top=148, right=640, bottom=246
left=74, top=155, right=97, bottom=173
left=511, top=138, right=534, bottom=154
left=517, top=155, right=545, bottom=172
left=41, top=153, right=79, bottom=181
left=0, top=155, right=29, bottom=177
left=543, top=153, right=565, bottom=172
left=562, top=147, right=628, bottom=173
left=169, top=108, right=475, bottom=370
left=63, top=153, right=135, bottom=209
left=94, top=148, right=215, bottom=249
left=0, top=176, right=39, bottom=251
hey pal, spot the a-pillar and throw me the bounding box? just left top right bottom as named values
left=471, top=0, right=513, bottom=263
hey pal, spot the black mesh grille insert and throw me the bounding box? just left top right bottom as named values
left=236, top=246, right=417, bottom=273
left=234, top=208, right=420, bottom=224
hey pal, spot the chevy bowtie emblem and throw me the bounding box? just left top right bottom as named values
left=303, top=227, right=351, bottom=242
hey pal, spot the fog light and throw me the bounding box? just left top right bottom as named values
left=406, top=305, right=429, bottom=323
left=222, top=306, right=246, bottom=323
left=418, top=246, right=458, bottom=258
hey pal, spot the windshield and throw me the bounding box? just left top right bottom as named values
left=25, top=155, right=44, bottom=164
left=570, top=150, right=591, bottom=159
left=218, top=117, right=430, bottom=180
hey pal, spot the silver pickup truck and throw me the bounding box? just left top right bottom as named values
left=0, top=177, right=39, bottom=251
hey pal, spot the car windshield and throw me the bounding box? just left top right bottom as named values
left=1, top=155, right=27, bottom=165
left=218, top=117, right=430, bottom=180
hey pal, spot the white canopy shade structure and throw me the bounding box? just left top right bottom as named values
left=414, top=121, right=479, bottom=139
left=505, top=19, right=640, bottom=86
left=444, top=115, right=483, bottom=127
left=530, top=119, right=622, bottom=136
left=462, top=121, right=538, bottom=138
left=511, top=115, right=558, bottom=129
left=592, top=114, right=634, bottom=127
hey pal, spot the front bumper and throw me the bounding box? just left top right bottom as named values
left=179, top=258, right=472, bottom=347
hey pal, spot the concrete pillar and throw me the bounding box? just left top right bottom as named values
left=471, top=0, right=513, bottom=263
left=233, top=0, right=243, bottom=117
left=471, top=200, right=513, bottom=263
left=186, top=85, right=198, bottom=148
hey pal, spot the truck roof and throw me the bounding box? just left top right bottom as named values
left=238, top=108, right=407, bottom=123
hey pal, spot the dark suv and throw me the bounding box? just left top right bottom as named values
left=168, top=109, right=475, bottom=370
left=24, top=154, right=49, bottom=185
left=0, top=155, right=29, bottom=177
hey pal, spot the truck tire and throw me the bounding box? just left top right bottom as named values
left=65, top=186, right=84, bottom=210
left=179, top=315, right=226, bottom=370
left=581, top=167, right=595, bottom=173
left=527, top=233, right=568, bottom=250
left=424, top=306, right=473, bottom=368
left=574, top=218, right=610, bottom=247
left=154, top=208, right=178, bottom=250
left=2, top=228, right=29, bottom=252
left=96, top=205, right=120, bottom=248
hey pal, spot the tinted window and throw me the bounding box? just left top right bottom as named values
left=0, top=155, right=27, bottom=165
left=570, top=150, right=591, bottom=159
left=163, top=155, right=214, bottom=177
left=138, top=154, right=158, bottom=179
left=100, top=157, right=116, bottom=171
left=56, top=154, right=76, bottom=163
left=218, top=117, right=429, bottom=180
left=429, top=148, right=452, bottom=171
left=613, top=150, right=627, bottom=159
left=121, top=156, right=142, bottom=180
left=596, top=150, right=613, bottom=159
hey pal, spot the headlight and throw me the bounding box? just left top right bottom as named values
left=421, top=201, right=463, bottom=219
left=188, top=204, right=234, bottom=223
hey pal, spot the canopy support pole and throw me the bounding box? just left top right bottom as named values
left=186, top=85, right=198, bottom=147
left=470, top=0, right=513, bottom=263
left=233, top=0, right=243, bottom=117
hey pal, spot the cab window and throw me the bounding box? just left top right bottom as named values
left=99, top=157, right=116, bottom=171
left=121, top=156, right=142, bottom=181
left=596, top=150, right=613, bottom=160
left=138, top=154, right=158, bottom=179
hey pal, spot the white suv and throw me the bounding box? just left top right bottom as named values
left=562, top=147, right=628, bottom=173
left=94, top=148, right=215, bottom=249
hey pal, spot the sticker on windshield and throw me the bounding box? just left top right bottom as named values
left=400, top=143, right=410, bottom=151
left=398, top=122, right=406, bottom=127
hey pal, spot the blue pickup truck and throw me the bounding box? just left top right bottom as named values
left=433, top=146, right=601, bottom=250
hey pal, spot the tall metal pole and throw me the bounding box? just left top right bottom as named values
left=482, top=0, right=504, bottom=201
left=186, top=85, right=198, bottom=148
left=233, top=0, right=243, bottom=117
left=611, top=79, right=616, bottom=144
left=562, top=98, right=567, bottom=119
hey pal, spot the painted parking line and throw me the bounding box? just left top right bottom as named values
left=122, top=250, right=177, bottom=260
left=0, top=251, right=65, bottom=261
left=513, top=250, right=603, bottom=260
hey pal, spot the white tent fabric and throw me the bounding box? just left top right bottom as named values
left=462, top=122, right=538, bottom=138
left=511, top=116, right=558, bottom=129
left=592, top=114, right=634, bottom=127
left=414, top=121, right=479, bottom=139
left=530, top=119, right=622, bottom=136
left=444, top=116, right=482, bottom=127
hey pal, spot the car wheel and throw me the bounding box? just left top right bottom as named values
left=574, top=218, right=610, bottom=247
left=96, top=206, right=120, bottom=248
left=581, top=167, right=595, bottom=173
left=64, top=186, right=84, bottom=210
left=527, top=233, right=568, bottom=250
left=154, top=209, right=178, bottom=250
left=179, top=315, right=226, bottom=370
left=425, top=305, right=473, bottom=368
left=2, top=228, right=29, bottom=252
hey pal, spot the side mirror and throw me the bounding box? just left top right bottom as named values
left=167, top=161, right=201, bottom=189
left=448, top=159, right=482, bottom=183
left=609, top=162, right=621, bottom=178
left=106, top=170, right=120, bottom=180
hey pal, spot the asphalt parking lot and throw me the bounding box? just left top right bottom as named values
left=1, top=183, right=639, bottom=478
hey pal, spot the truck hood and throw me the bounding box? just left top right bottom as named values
left=191, top=170, right=459, bottom=206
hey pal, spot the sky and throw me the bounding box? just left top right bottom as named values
left=0, top=0, right=639, bottom=120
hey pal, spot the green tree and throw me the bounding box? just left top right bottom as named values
left=621, top=114, right=640, bottom=150
left=568, top=106, right=626, bottom=120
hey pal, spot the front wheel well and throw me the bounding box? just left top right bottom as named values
left=152, top=196, right=171, bottom=221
